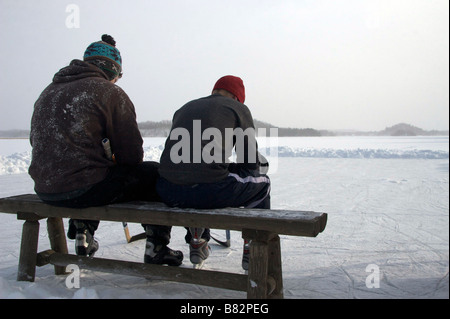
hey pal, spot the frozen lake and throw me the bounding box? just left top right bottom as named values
left=0, top=136, right=448, bottom=299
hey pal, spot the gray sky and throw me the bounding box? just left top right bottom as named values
left=0, top=0, right=448, bottom=131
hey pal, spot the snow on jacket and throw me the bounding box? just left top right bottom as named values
left=158, top=94, right=261, bottom=185
left=29, top=59, right=143, bottom=194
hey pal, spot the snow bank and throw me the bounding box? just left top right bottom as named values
left=269, top=147, right=449, bottom=159
left=0, top=147, right=162, bottom=176
left=0, top=152, right=32, bottom=175
left=1, top=144, right=448, bottom=176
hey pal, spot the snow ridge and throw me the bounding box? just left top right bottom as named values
left=1, top=146, right=448, bottom=175
left=271, top=146, right=449, bottom=159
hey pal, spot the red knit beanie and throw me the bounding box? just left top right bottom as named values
left=212, top=75, right=245, bottom=103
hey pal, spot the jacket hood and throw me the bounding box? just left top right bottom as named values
left=53, top=59, right=109, bottom=84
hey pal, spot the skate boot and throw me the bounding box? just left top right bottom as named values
left=144, top=226, right=183, bottom=266
left=144, top=240, right=183, bottom=266
left=74, top=220, right=99, bottom=257
left=242, top=239, right=251, bottom=271
left=189, top=228, right=210, bottom=269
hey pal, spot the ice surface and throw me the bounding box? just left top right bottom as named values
left=0, top=136, right=448, bottom=299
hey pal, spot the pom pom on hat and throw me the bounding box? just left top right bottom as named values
left=213, top=75, right=245, bottom=103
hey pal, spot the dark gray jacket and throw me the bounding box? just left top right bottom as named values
left=159, top=94, right=262, bottom=185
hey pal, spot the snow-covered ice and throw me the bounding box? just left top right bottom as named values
left=0, top=136, right=448, bottom=299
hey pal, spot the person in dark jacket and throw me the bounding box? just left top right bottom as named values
left=156, top=75, right=270, bottom=269
left=29, top=35, right=182, bottom=266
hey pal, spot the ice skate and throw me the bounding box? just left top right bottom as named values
left=144, top=240, right=183, bottom=266
left=242, top=239, right=251, bottom=271
left=189, top=228, right=210, bottom=269
left=74, top=221, right=99, bottom=257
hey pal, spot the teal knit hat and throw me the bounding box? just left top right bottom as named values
left=83, top=34, right=122, bottom=78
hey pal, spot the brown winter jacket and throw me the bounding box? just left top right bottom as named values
left=29, top=60, right=143, bottom=194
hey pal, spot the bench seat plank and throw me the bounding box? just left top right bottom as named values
left=0, top=194, right=327, bottom=237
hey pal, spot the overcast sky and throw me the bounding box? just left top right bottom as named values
left=0, top=0, right=448, bottom=131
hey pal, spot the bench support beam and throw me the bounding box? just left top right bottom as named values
left=43, top=251, right=248, bottom=293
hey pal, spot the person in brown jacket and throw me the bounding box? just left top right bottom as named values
left=28, top=35, right=183, bottom=266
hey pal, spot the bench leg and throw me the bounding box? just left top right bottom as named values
left=47, top=217, right=69, bottom=275
left=247, top=239, right=269, bottom=298
left=267, top=235, right=283, bottom=299
left=243, top=230, right=283, bottom=299
left=17, top=220, right=40, bottom=282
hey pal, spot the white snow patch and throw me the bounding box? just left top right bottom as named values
left=0, top=152, right=32, bottom=175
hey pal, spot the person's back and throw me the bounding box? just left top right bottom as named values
left=29, top=60, right=143, bottom=194
left=28, top=35, right=182, bottom=266
left=159, top=94, right=258, bottom=185
left=157, top=75, right=270, bottom=269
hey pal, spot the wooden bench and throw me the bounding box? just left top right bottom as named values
left=0, top=194, right=327, bottom=299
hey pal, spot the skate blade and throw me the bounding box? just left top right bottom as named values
left=193, top=260, right=205, bottom=269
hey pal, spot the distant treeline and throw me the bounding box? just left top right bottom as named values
left=1, top=121, right=448, bottom=138
left=138, top=119, right=323, bottom=137
left=253, top=120, right=322, bottom=137
left=138, top=120, right=449, bottom=137
left=377, top=123, right=449, bottom=136
left=138, top=120, right=172, bottom=137
left=0, top=130, right=30, bottom=138
left=331, top=123, right=449, bottom=137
